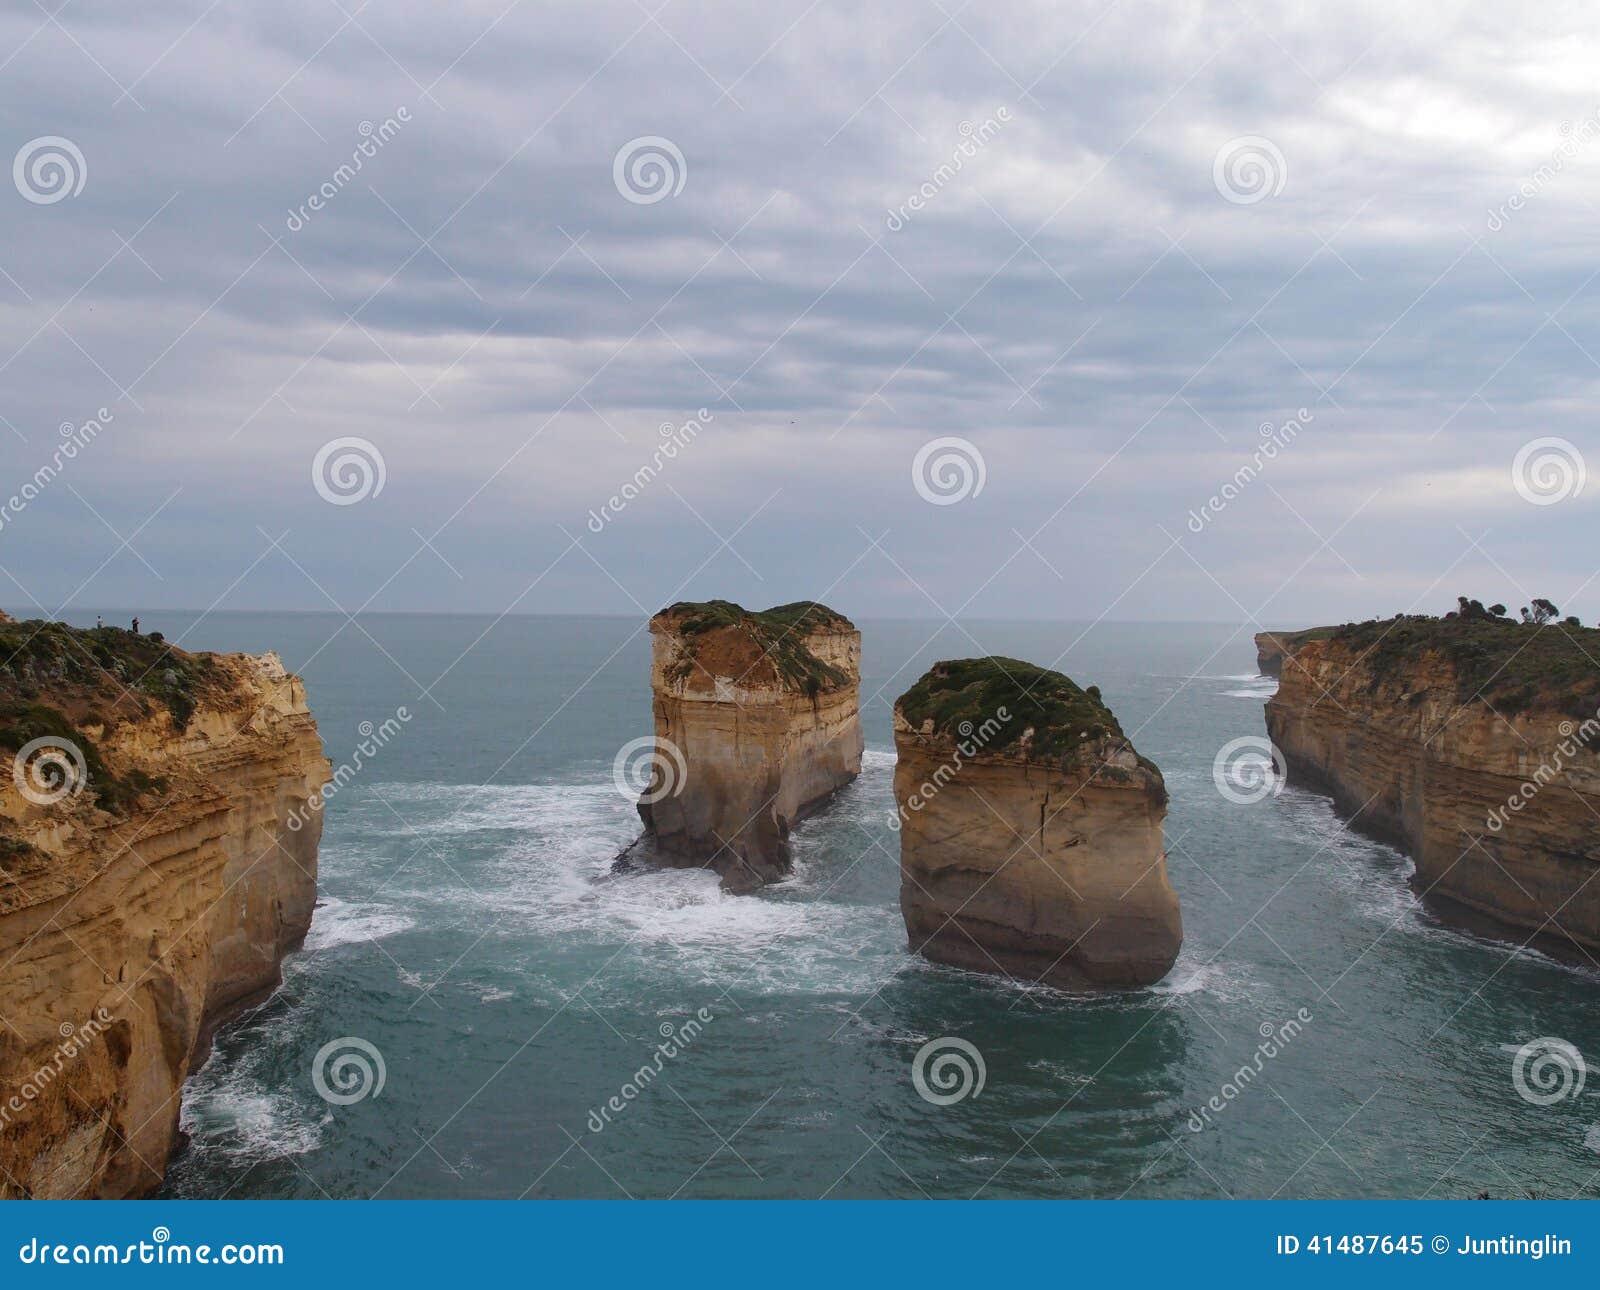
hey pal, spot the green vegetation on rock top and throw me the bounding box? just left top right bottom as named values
left=895, top=656, right=1148, bottom=767
left=655, top=599, right=853, bottom=696
left=1326, top=615, right=1600, bottom=719
left=0, top=618, right=219, bottom=731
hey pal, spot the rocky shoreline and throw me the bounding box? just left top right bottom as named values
left=0, top=620, right=329, bottom=1198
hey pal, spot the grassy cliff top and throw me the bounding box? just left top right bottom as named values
left=895, top=656, right=1145, bottom=766
left=0, top=619, right=222, bottom=815
left=653, top=600, right=854, bottom=695
left=1318, top=615, right=1600, bottom=718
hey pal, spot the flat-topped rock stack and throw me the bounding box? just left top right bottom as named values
left=624, top=600, right=863, bottom=893
left=892, top=657, right=1181, bottom=989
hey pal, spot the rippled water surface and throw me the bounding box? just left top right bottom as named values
left=81, top=611, right=1596, bottom=1199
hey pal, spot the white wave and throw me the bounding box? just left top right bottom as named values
left=179, top=1064, right=325, bottom=1163
left=861, top=747, right=897, bottom=769
left=301, top=895, right=415, bottom=952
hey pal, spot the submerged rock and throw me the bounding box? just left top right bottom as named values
left=892, top=657, right=1181, bottom=989
left=624, top=600, right=863, bottom=893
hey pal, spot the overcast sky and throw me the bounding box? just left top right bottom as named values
left=1, top=0, right=1597, bottom=626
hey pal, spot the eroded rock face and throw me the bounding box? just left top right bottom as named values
left=1266, top=621, right=1600, bottom=956
left=0, top=625, right=329, bottom=1198
left=1254, top=628, right=1328, bottom=678
left=627, top=601, right=862, bottom=892
left=893, top=658, right=1181, bottom=989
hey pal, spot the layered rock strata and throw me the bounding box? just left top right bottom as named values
left=893, top=658, right=1181, bottom=988
left=1254, top=627, right=1331, bottom=678
left=0, top=620, right=328, bottom=1198
left=624, top=601, right=863, bottom=893
left=1265, top=616, right=1600, bottom=955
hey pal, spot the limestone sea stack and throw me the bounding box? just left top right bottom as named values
left=626, top=600, right=863, bottom=893
left=0, top=619, right=329, bottom=1198
left=1266, top=613, right=1600, bottom=956
left=893, top=658, right=1181, bottom=988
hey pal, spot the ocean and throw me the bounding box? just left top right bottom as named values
left=57, top=610, right=1596, bottom=1199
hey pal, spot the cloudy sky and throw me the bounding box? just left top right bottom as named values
left=1, top=0, right=1596, bottom=626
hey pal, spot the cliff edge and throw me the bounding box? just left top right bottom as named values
left=1265, top=614, right=1600, bottom=956
left=893, top=657, right=1180, bottom=989
left=0, top=619, right=329, bottom=1198
left=625, top=600, right=863, bottom=893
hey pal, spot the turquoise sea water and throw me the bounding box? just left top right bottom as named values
left=59, top=611, right=1598, bottom=1199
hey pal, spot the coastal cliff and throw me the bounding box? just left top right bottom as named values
left=0, top=620, right=329, bottom=1198
left=626, top=601, right=863, bottom=893
left=1265, top=615, right=1600, bottom=955
left=893, top=658, right=1180, bottom=988
left=1254, top=627, right=1332, bottom=678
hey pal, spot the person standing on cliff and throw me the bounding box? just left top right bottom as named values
left=96, top=614, right=103, bottom=628
left=131, top=616, right=140, bottom=634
